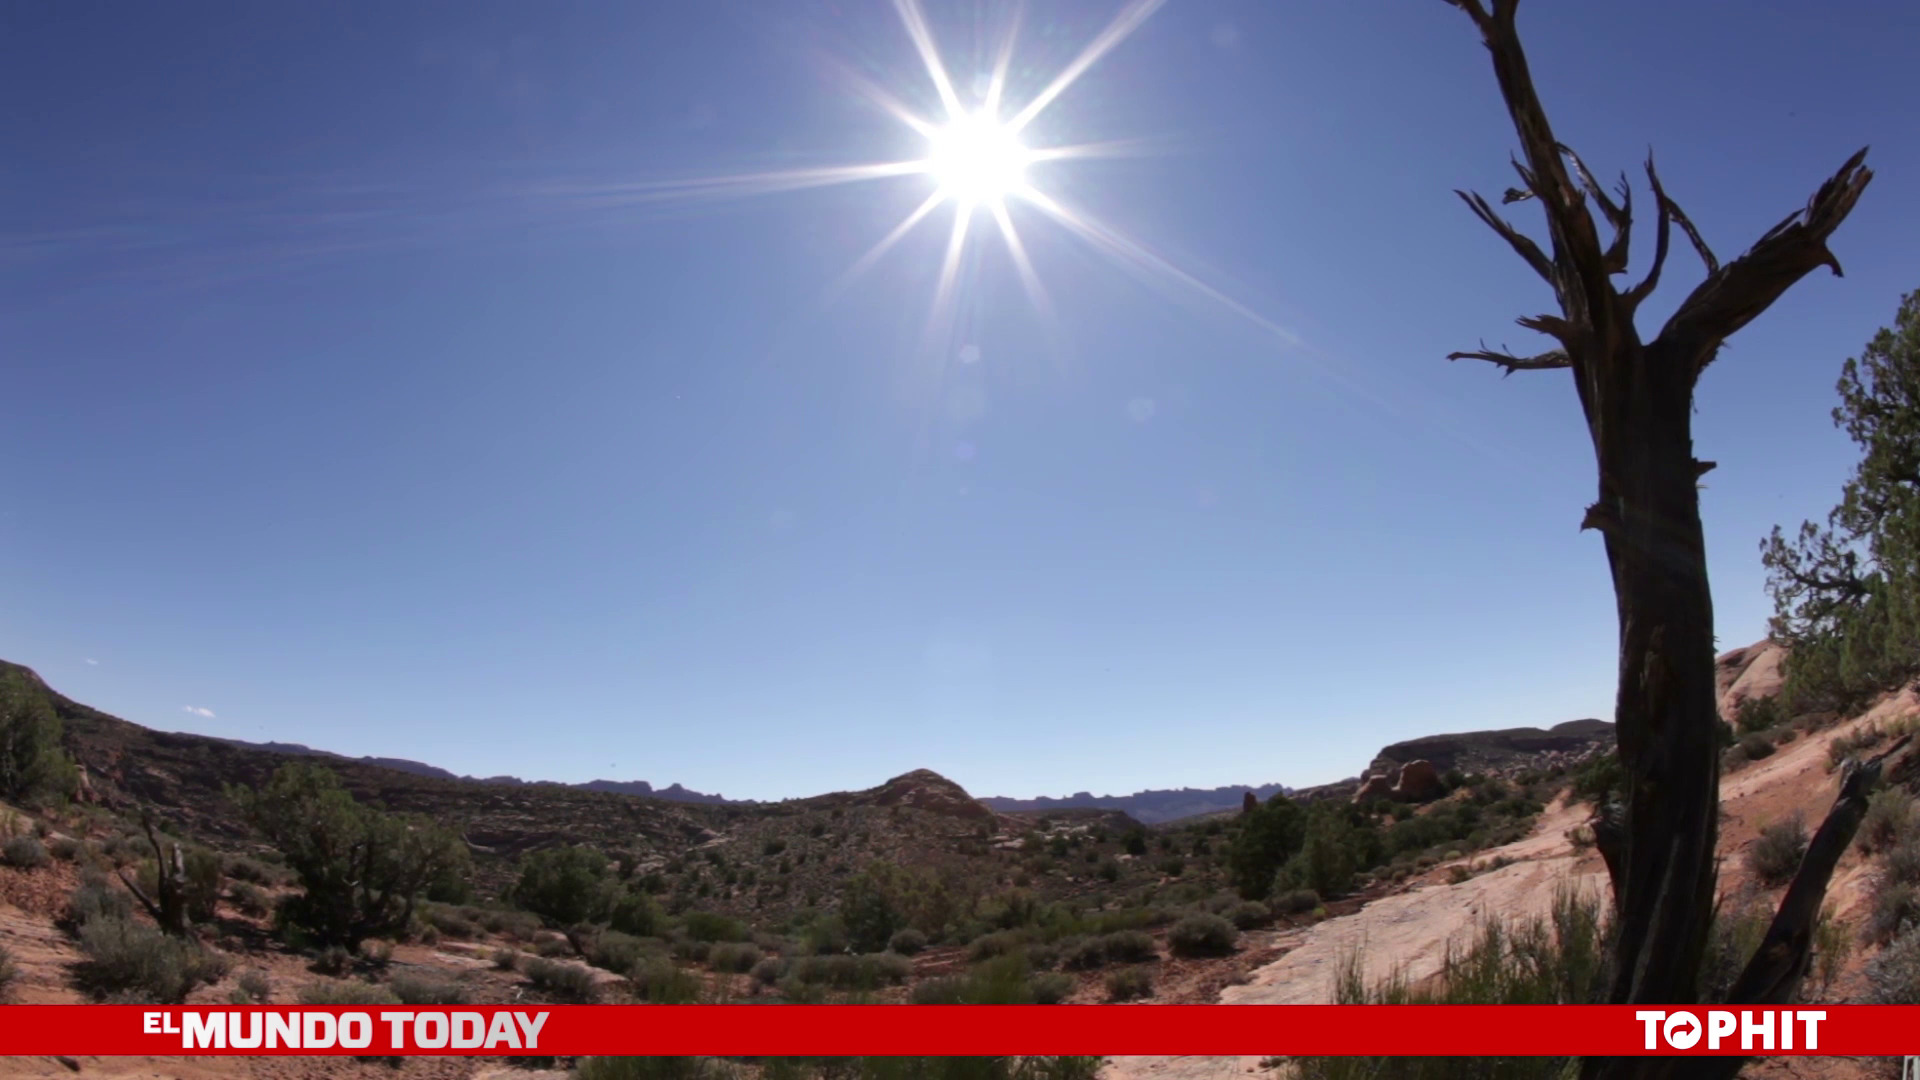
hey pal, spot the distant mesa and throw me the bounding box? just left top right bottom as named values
left=979, top=782, right=1292, bottom=825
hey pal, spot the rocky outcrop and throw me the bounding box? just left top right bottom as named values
left=1368, top=718, right=1613, bottom=776
left=1390, top=760, right=1444, bottom=802
left=1716, top=639, right=1787, bottom=723
left=1353, top=773, right=1396, bottom=804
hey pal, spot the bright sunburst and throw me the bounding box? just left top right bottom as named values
left=561, top=0, right=1306, bottom=361
left=923, top=111, right=1031, bottom=207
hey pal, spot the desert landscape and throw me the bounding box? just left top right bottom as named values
left=1, top=636, right=1915, bottom=1079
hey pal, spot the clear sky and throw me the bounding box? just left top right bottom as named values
left=3, top=0, right=1916, bottom=801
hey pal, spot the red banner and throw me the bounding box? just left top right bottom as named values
left=0, top=1006, right=1915, bottom=1057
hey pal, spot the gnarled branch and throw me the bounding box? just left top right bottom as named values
left=1656, top=147, right=1873, bottom=375
left=1559, top=143, right=1632, bottom=275
left=1624, top=157, right=1674, bottom=310
left=1456, top=190, right=1555, bottom=283
left=1447, top=342, right=1571, bottom=375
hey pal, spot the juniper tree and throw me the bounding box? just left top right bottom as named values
left=1437, top=3, right=1878, bottom=1077
left=1763, top=290, right=1920, bottom=710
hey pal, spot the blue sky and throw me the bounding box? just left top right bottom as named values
left=3, top=0, right=1916, bottom=801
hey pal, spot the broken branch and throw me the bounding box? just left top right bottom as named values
left=1447, top=342, right=1571, bottom=375
left=1456, top=189, right=1556, bottom=282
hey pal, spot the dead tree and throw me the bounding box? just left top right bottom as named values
left=1437, top=3, right=1871, bottom=1077
left=118, top=814, right=191, bottom=936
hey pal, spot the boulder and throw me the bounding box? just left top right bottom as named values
left=1353, top=773, right=1395, bottom=804
left=1390, top=760, right=1445, bottom=803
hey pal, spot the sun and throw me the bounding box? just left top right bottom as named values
left=924, top=111, right=1031, bottom=207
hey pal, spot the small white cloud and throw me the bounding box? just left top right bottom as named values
left=181, top=705, right=216, bottom=719
left=84, top=658, right=99, bottom=666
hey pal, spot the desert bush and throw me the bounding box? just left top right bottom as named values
left=4, top=835, right=48, bottom=869
left=493, top=948, right=522, bottom=972
left=629, top=957, right=702, bottom=1003
left=73, top=915, right=229, bottom=1003
left=1168, top=913, right=1238, bottom=958
left=608, top=889, right=663, bottom=937
left=67, top=874, right=134, bottom=928
left=750, top=956, right=787, bottom=986
left=230, top=882, right=271, bottom=918
left=683, top=910, right=749, bottom=943
left=1859, top=787, right=1917, bottom=854
left=523, top=957, right=599, bottom=1002
left=1827, top=725, right=1888, bottom=771
left=1697, top=897, right=1775, bottom=1005
left=1029, top=971, right=1076, bottom=1004
left=888, top=928, right=928, bottom=955
left=788, top=952, right=912, bottom=990
left=225, top=856, right=272, bottom=884
left=1746, top=813, right=1809, bottom=887
left=967, top=930, right=1025, bottom=962
left=1271, top=889, right=1321, bottom=916
left=311, top=944, right=352, bottom=975
left=1060, top=936, right=1108, bottom=971
left=390, top=972, right=472, bottom=1006
left=297, top=979, right=401, bottom=1006
left=1228, top=796, right=1305, bottom=900
left=534, top=935, right=572, bottom=958
left=1101, top=930, right=1157, bottom=964
left=1286, top=888, right=1608, bottom=1080
left=1104, top=966, right=1153, bottom=1002
left=1737, top=732, right=1776, bottom=761
left=586, top=930, right=658, bottom=974
left=1812, top=907, right=1852, bottom=995
left=511, top=845, right=611, bottom=928
left=229, top=762, right=467, bottom=950
left=1867, top=879, right=1918, bottom=946
left=47, top=835, right=81, bottom=862
left=1738, top=695, right=1786, bottom=732
left=420, top=903, right=479, bottom=940
left=1865, top=928, right=1920, bottom=1005
left=238, top=969, right=271, bottom=1003
left=1225, top=901, right=1270, bottom=930
left=671, top=937, right=712, bottom=964
left=709, top=942, right=762, bottom=974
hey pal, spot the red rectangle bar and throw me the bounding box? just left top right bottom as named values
left=0, top=1005, right=1916, bottom=1057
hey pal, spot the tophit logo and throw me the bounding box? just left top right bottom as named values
left=1634, top=1010, right=1824, bottom=1052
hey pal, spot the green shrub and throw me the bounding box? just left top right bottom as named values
left=709, top=942, right=762, bottom=974
left=1287, top=888, right=1608, bottom=1080
left=1859, top=787, right=1917, bottom=854
left=1104, top=966, right=1152, bottom=1002
left=967, top=930, right=1024, bottom=962
left=788, top=952, right=912, bottom=990
left=1272, top=889, right=1320, bottom=915
left=228, top=762, right=467, bottom=950
left=1226, top=901, right=1270, bottom=930
left=389, top=972, right=471, bottom=1005
left=608, top=889, right=662, bottom=937
left=586, top=931, right=659, bottom=974
left=1737, top=732, right=1776, bottom=761
left=1746, top=813, right=1808, bottom=887
left=4, top=835, right=48, bottom=869
left=296, top=979, right=401, bottom=1006
left=1059, top=936, right=1108, bottom=971
left=1169, top=913, right=1238, bottom=957
left=1868, top=879, right=1918, bottom=946
left=511, top=845, right=611, bottom=927
left=1100, top=930, right=1157, bottom=964
left=73, top=916, right=229, bottom=1003
left=47, top=836, right=81, bottom=862
left=66, top=874, right=133, bottom=928
left=682, top=910, right=748, bottom=943
left=629, top=957, right=702, bottom=1003
left=750, top=956, right=787, bottom=986
left=0, top=669, right=78, bottom=803
left=888, top=928, right=928, bottom=955
left=225, top=856, right=272, bottom=884
left=1737, top=695, right=1786, bottom=732
left=1029, top=971, right=1076, bottom=1004
left=1865, top=928, right=1920, bottom=1005
left=523, top=957, right=599, bottom=1002
left=229, top=881, right=271, bottom=918
left=420, top=904, right=479, bottom=939
left=238, top=970, right=271, bottom=1003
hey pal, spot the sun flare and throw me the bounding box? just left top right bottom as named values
left=924, top=112, right=1031, bottom=207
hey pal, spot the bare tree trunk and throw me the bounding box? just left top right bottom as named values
left=1435, top=4, right=1871, bottom=1077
